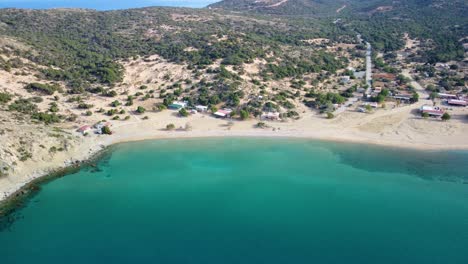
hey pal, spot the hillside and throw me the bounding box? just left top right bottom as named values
left=0, top=7, right=355, bottom=178
left=209, top=0, right=467, bottom=17
left=210, top=0, right=468, bottom=59
left=208, top=0, right=347, bottom=16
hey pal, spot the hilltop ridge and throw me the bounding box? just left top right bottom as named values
left=208, top=0, right=346, bottom=16
left=209, top=0, right=468, bottom=17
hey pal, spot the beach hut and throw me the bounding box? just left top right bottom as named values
left=262, top=112, right=280, bottom=120
left=77, top=125, right=91, bottom=135
left=437, top=93, right=457, bottom=100
left=195, top=105, right=208, bottom=112
left=214, top=109, right=232, bottom=118
left=94, top=122, right=112, bottom=133
left=373, top=87, right=382, bottom=94
left=394, top=93, right=412, bottom=102
left=447, top=100, right=467, bottom=107
left=420, top=105, right=444, bottom=117
left=168, top=101, right=187, bottom=110
left=341, top=76, right=350, bottom=84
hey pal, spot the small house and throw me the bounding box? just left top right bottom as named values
left=262, top=112, right=280, bottom=120
left=214, top=109, right=232, bottom=118
left=168, top=101, right=187, bottom=110
left=94, top=122, right=111, bottom=131
left=77, top=125, right=91, bottom=135
left=195, top=105, right=208, bottom=112
left=420, top=105, right=444, bottom=117
left=447, top=99, right=467, bottom=107
left=438, top=93, right=457, bottom=100
left=394, top=93, right=412, bottom=102
left=341, top=76, right=351, bottom=84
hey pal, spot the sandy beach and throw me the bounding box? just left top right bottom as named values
left=1, top=99, right=468, bottom=203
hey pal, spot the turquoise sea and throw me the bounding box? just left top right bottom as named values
left=1, top=138, right=468, bottom=263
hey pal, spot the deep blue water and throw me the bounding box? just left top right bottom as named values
left=1, top=138, right=468, bottom=263
left=0, top=0, right=218, bottom=10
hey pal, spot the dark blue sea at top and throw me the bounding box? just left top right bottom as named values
left=0, top=0, right=218, bottom=10
left=1, top=138, right=468, bottom=264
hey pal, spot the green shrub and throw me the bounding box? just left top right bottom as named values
left=102, top=89, right=117, bottom=97
left=107, top=109, right=118, bottom=116
left=0, top=92, right=12, bottom=104
left=240, top=110, right=249, bottom=120
left=67, top=114, right=78, bottom=122
left=110, top=100, right=121, bottom=107
left=78, top=103, right=94, bottom=109
left=166, top=123, right=176, bottom=130
left=178, top=108, right=189, bottom=117
left=156, top=104, right=167, bottom=111
left=136, top=106, right=146, bottom=114
left=25, top=83, right=59, bottom=95
left=31, top=112, right=61, bottom=124
left=101, top=126, right=112, bottom=135
left=49, top=102, right=59, bottom=113
left=8, top=99, right=38, bottom=114
left=30, top=96, right=43, bottom=103
left=442, top=112, right=451, bottom=121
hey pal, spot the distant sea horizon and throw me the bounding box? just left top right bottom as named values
left=0, top=0, right=219, bottom=10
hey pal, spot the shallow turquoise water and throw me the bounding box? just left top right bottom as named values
left=1, top=138, right=468, bottom=263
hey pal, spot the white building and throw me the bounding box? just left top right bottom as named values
left=195, top=105, right=208, bottom=112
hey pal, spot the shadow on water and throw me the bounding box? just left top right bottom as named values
left=82, top=149, right=113, bottom=174
left=323, top=142, right=468, bottom=183
left=0, top=146, right=115, bottom=231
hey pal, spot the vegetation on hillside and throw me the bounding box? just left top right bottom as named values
left=213, top=0, right=468, bottom=62
left=0, top=1, right=465, bottom=124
